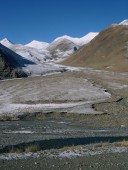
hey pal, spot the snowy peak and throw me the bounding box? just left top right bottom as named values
left=47, top=32, right=99, bottom=60
left=0, top=38, right=14, bottom=47
left=51, top=32, right=98, bottom=46
left=25, top=40, right=49, bottom=50
left=53, top=35, right=72, bottom=42
left=119, top=19, right=128, bottom=25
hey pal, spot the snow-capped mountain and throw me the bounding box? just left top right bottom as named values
left=47, top=32, right=98, bottom=61
left=0, top=39, right=52, bottom=64
left=47, top=37, right=78, bottom=60
left=52, top=32, right=98, bottom=46
left=25, top=40, right=49, bottom=50
left=119, top=19, right=128, bottom=25
left=0, top=38, right=14, bottom=47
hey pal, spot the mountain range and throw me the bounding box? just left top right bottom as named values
left=0, top=19, right=128, bottom=78
left=0, top=32, right=98, bottom=78
left=0, top=32, right=98, bottom=63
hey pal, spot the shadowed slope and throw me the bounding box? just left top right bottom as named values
left=0, top=44, right=35, bottom=78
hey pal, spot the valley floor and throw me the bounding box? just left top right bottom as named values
left=0, top=67, right=128, bottom=169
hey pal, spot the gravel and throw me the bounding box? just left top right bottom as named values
left=0, top=68, right=128, bottom=170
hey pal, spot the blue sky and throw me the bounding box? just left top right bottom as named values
left=0, top=0, right=127, bottom=44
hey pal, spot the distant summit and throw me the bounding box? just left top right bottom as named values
left=52, top=32, right=98, bottom=46
left=0, top=38, right=14, bottom=47
left=25, top=40, right=49, bottom=50
left=119, top=19, right=128, bottom=25
left=47, top=32, right=98, bottom=60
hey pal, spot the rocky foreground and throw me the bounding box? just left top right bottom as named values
left=0, top=67, right=128, bottom=170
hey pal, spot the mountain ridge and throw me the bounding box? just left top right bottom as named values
left=61, top=23, right=128, bottom=72
left=0, top=32, right=98, bottom=62
left=25, top=40, right=49, bottom=50
left=0, top=19, right=127, bottom=78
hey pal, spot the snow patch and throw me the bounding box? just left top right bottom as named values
left=0, top=102, right=87, bottom=115
left=59, top=147, right=128, bottom=158
left=59, top=150, right=81, bottom=157
left=0, top=152, right=39, bottom=160
left=4, top=130, right=35, bottom=134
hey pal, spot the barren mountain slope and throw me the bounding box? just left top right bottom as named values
left=61, top=25, right=128, bottom=72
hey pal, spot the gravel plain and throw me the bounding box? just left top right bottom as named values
left=0, top=67, right=128, bottom=170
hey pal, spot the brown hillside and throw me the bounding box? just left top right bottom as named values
left=61, top=25, right=128, bottom=72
